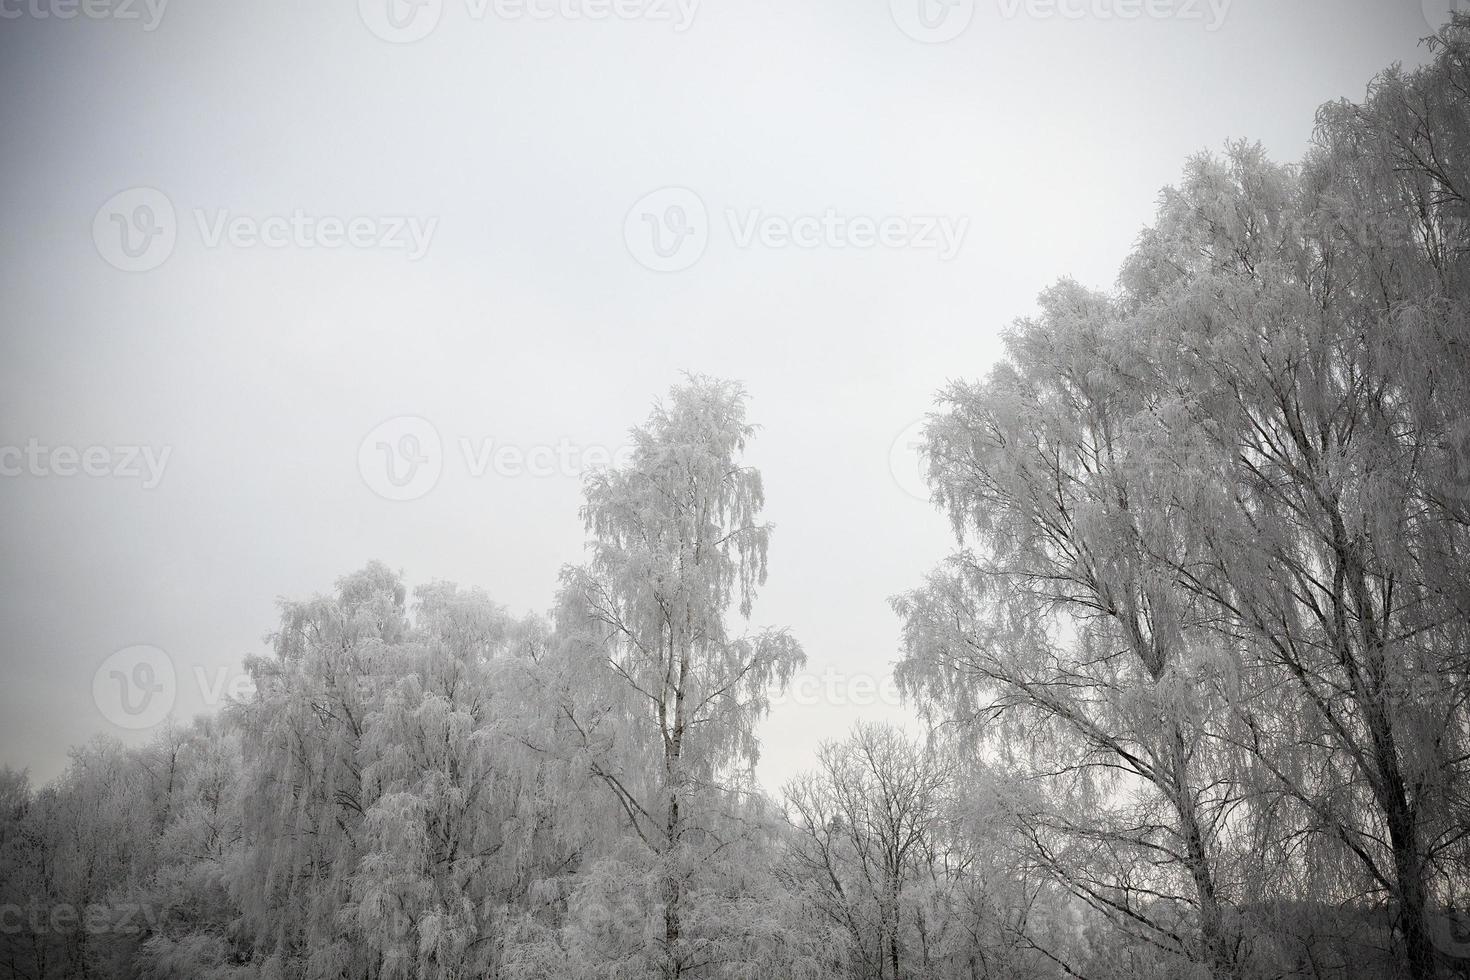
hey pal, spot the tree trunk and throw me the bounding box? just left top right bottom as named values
left=888, top=904, right=901, bottom=980
left=662, top=629, right=690, bottom=980
left=1368, top=700, right=1435, bottom=980
left=1170, top=725, right=1237, bottom=980
left=1342, top=536, right=1435, bottom=980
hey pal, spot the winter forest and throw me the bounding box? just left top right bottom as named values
left=4, top=18, right=1470, bottom=980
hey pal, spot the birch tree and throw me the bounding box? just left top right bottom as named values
left=1120, top=90, right=1470, bottom=974
left=894, top=280, right=1244, bottom=978
left=234, top=562, right=410, bottom=978
left=552, top=376, right=806, bottom=979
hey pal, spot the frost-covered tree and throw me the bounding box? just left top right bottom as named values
left=230, top=566, right=580, bottom=980
left=1117, top=34, right=1470, bottom=967
left=347, top=583, right=568, bottom=980
left=781, top=726, right=1074, bottom=980
left=545, top=376, right=807, bottom=979
left=135, top=718, right=252, bottom=980
left=897, top=20, right=1470, bottom=979
left=893, top=280, right=1244, bottom=978
left=781, top=723, right=950, bottom=980
left=234, top=562, right=411, bottom=978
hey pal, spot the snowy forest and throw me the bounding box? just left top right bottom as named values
left=4, top=18, right=1470, bottom=980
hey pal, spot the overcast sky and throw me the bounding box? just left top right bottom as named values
left=0, top=0, right=1453, bottom=790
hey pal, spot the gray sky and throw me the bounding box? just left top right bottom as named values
left=0, top=0, right=1452, bottom=791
